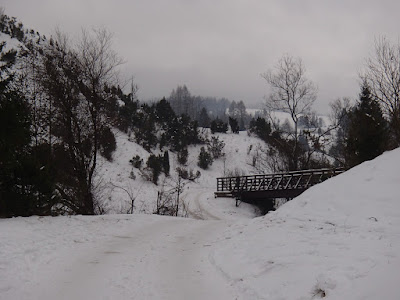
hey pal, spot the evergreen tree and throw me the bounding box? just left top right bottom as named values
left=197, top=147, right=213, bottom=169
left=147, top=154, right=163, bottom=185
left=99, top=126, right=116, bottom=161
left=177, top=148, right=188, bottom=165
left=163, top=151, right=170, bottom=176
left=236, top=100, right=247, bottom=130
left=345, top=83, right=389, bottom=167
left=210, top=118, right=228, bottom=134
left=229, top=117, right=239, bottom=133
left=198, top=107, right=211, bottom=128
left=155, top=98, right=175, bottom=124
left=207, top=136, right=225, bottom=159
left=248, top=117, right=272, bottom=142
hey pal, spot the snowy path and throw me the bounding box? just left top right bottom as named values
left=26, top=217, right=238, bottom=300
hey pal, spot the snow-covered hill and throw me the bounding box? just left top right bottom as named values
left=213, top=147, right=400, bottom=299
left=1, top=147, right=399, bottom=299
left=96, top=129, right=265, bottom=218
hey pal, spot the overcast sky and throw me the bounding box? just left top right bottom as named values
left=3, top=0, right=400, bottom=113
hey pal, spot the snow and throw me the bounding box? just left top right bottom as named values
left=96, top=129, right=263, bottom=217
left=0, top=32, right=22, bottom=52
left=2, top=22, right=399, bottom=300
left=0, top=215, right=236, bottom=299
left=213, top=148, right=400, bottom=299
left=1, top=147, right=400, bottom=299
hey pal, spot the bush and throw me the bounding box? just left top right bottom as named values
left=210, top=118, right=228, bottom=134
left=197, top=147, right=213, bottom=169
left=176, top=167, right=201, bottom=181
left=207, top=136, right=225, bottom=159
left=129, top=155, right=143, bottom=169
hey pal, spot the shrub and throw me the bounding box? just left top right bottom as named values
left=129, top=155, right=143, bottom=169
left=207, top=136, right=225, bottom=159
left=176, top=167, right=201, bottom=181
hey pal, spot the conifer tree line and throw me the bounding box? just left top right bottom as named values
left=1, top=11, right=399, bottom=217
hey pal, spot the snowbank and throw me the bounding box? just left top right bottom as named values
left=213, top=148, right=400, bottom=299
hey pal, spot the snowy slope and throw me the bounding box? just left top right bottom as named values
left=212, top=148, right=400, bottom=299
left=96, top=129, right=264, bottom=218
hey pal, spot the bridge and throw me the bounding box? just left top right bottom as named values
left=215, top=168, right=345, bottom=209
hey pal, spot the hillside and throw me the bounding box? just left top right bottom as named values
left=96, top=129, right=264, bottom=218
left=213, top=147, right=400, bottom=299
left=1, top=146, right=399, bottom=300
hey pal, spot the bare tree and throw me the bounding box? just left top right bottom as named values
left=262, top=54, right=317, bottom=170
left=362, top=37, right=400, bottom=145
left=155, top=171, right=188, bottom=217
left=37, top=28, right=123, bottom=214
left=108, top=181, right=143, bottom=214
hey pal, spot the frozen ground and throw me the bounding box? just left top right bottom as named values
left=1, top=148, right=399, bottom=299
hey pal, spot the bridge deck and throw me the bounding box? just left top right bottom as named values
left=216, top=168, right=345, bottom=205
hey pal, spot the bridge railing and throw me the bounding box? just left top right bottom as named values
left=216, top=168, right=345, bottom=193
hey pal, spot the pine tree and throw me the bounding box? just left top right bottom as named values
left=177, top=148, right=188, bottom=165
left=197, top=147, right=213, bottom=170
left=163, top=151, right=170, bottom=176
left=228, top=117, right=239, bottom=133
left=147, top=154, right=163, bottom=185
left=248, top=117, right=272, bottom=142
left=198, top=107, right=211, bottom=128
left=155, top=98, right=175, bottom=124
left=345, top=83, right=389, bottom=167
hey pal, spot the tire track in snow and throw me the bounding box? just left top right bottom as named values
left=186, top=187, right=222, bottom=221
left=40, top=217, right=239, bottom=300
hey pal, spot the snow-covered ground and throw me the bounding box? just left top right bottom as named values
left=1, top=147, right=399, bottom=299
left=213, top=148, right=400, bottom=299
left=96, top=129, right=264, bottom=216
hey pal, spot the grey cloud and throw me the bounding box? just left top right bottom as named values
left=3, top=0, right=400, bottom=113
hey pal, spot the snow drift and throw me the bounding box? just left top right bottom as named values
left=213, top=148, right=400, bottom=299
